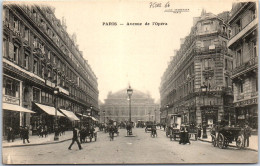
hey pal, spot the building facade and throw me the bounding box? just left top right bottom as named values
left=228, top=2, right=258, bottom=130
left=160, top=11, right=233, bottom=127
left=2, top=4, right=99, bottom=136
left=100, top=89, right=160, bottom=123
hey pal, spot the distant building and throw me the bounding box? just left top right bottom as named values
left=160, top=11, right=233, bottom=127
left=101, top=89, right=160, bottom=123
left=228, top=2, right=258, bottom=130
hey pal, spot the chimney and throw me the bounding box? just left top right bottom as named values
left=180, top=38, right=185, bottom=45
left=72, top=33, right=77, bottom=43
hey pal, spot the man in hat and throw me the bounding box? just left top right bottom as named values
left=68, top=127, right=82, bottom=150
left=243, top=123, right=252, bottom=147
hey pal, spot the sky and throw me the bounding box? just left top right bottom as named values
left=41, top=0, right=234, bottom=102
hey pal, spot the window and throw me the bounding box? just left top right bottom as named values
left=13, top=44, right=20, bottom=64
left=236, top=49, right=242, bottom=66
left=33, top=58, right=38, bottom=74
left=24, top=52, right=29, bottom=69
left=24, top=27, right=29, bottom=41
left=253, top=41, right=257, bottom=57
left=13, top=17, right=20, bottom=32
left=225, top=59, right=228, bottom=70
left=33, top=87, right=41, bottom=103
left=3, top=76, right=20, bottom=98
left=239, top=82, right=244, bottom=93
left=41, top=91, right=45, bottom=103
left=41, top=64, right=45, bottom=78
left=3, top=38, right=7, bottom=58
left=225, top=77, right=228, bottom=87
left=47, top=50, right=51, bottom=59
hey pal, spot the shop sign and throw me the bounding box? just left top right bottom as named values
left=3, top=95, right=20, bottom=105
left=58, top=86, right=69, bottom=95
left=45, top=80, right=55, bottom=88
left=238, top=115, right=245, bottom=119
left=235, top=98, right=258, bottom=107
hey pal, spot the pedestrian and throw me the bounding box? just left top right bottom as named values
left=179, top=126, right=185, bottom=144
left=68, top=127, right=82, bottom=150
left=184, top=126, right=191, bottom=144
left=197, top=124, right=202, bottom=139
left=7, top=127, right=14, bottom=142
left=44, top=125, right=48, bottom=138
left=243, top=123, right=252, bottom=147
left=22, top=126, right=30, bottom=144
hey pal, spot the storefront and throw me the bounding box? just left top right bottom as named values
left=201, top=106, right=218, bottom=128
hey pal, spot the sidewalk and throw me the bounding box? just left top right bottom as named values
left=2, top=131, right=73, bottom=148
left=198, top=131, right=258, bottom=152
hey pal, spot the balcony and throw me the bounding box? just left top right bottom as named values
left=232, top=57, right=258, bottom=77
left=251, top=91, right=258, bottom=97
left=228, top=18, right=258, bottom=48
left=237, top=94, right=244, bottom=100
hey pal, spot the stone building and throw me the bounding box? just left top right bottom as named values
left=160, top=11, right=233, bottom=127
left=228, top=2, right=258, bottom=130
left=100, top=89, right=160, bottom=123
left=2, top=4, right=99, bottom=136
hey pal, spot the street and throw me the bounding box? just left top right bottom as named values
left=2, top=128, right=258, bottom=164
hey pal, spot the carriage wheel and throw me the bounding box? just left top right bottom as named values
left=211, top=135, right=216, bottom=147
left=236, top=135, right=244, bottom=149
left=218, top=133, right=225, bottom=149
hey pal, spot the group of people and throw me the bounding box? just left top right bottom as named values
left=6, top=126, right=30, bottom=144
left=179, top=125, right=191, bottom=145
left=79, top=125, right=95, bottom=143
left=68, top=124, right=96, bottom=150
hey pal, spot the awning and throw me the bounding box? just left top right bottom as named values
left=76, top=113, right=91, bottom=118
left=35, top=103, right=64, bottom=117
left=59, top=109, right=80, bottom=121
left=91, top=117, right=98, bottom=121
left=3, top=103, right=35, bottom=113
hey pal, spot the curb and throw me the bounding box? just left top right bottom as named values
left=3, top=138, right=72, bottom=148
left=198, top=139, right=258, bottom=152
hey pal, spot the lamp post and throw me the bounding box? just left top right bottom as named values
left=127, top=85, right=133, bottom=135
left=201, top=85, right=208, bottom=139
left=127, top=86, right=133, bottom=123
left=103, top=111, right=105, bottom=123
left=54, top=86, right=59, bottom=141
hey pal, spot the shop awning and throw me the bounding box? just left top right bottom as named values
left=3, top=103, right=35, bottom=113
left=59, top=109, right=80, bottom=121
left=76, top=113, right=91, bottom=118
left=91, top=117, right=98, bottom=121
left=35, top=103, right=64, bottom=117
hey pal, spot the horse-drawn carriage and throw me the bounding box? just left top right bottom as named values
left=211, top=125, right=243, bottom=149
left=145, top=121, right=153, bottom=133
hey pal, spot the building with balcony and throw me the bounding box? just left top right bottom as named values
left=228, top=2, right=258, bottom=130
left=100, top=89, right=160, bottom=123
left=160, top=11, right=233, bottom=128
left=2, top=4, right=99, bottom=136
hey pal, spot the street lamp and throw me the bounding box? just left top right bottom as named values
left=127, top=85, right=133, bottom=135
left=54, top=86, right=59, bottom=141
left=103, top=111, right=105, bottom=123
left=127, top=86, right=133, bottom=123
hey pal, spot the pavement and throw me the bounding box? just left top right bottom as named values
left=2, top=131, right=73, bottom=148
left=2, top=127, right=100, bottom=148
left=2, top=128, right=258, bottom=164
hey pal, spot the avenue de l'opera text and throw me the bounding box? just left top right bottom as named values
left=102, top=22, right=167, bottom=26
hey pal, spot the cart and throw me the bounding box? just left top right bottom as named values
left=211, top=125, right=243, bottom=149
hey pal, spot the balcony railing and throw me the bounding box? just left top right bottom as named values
left=251, top=91, right=258, bottom=97
left=237, top=94, right=244, bottom=100
left=232, top=57, right=258, bottom=75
